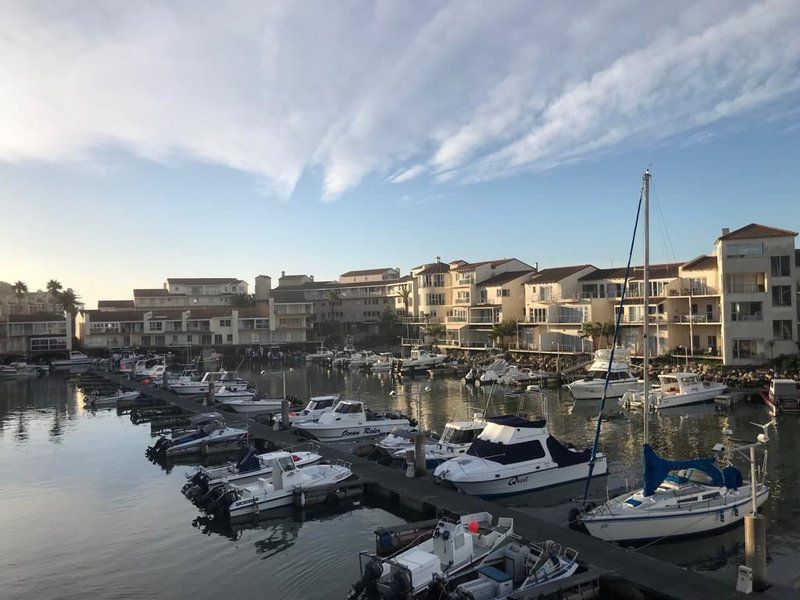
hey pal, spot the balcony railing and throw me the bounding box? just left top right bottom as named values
left=455, top=278, right=474, bottom=285
left=454, top=298, right=471, bottom=304
left=551, top=315, right=587, bottom=324
left=725, top=284, right=765, bottom=293
left=731, top=314, right=763, bottom=322
left=619, top=314, right=668, bottom=324
left=672, top=314, right=719, bottom=323
left=445, top=316, right=468, bottom=323
left=469, top=316, right=501, bottom=324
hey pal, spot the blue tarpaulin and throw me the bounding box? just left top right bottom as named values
left=642, top=443, right=723, bottom=497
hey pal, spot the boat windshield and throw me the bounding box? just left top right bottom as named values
left=334, top=402, right=363, bottom=414
left=277, top=456, right=296, bottom=472
left=440, top=427, right=481, bottom=445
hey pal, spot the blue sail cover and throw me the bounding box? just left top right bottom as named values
left=642, top=444, right=723, bottom=497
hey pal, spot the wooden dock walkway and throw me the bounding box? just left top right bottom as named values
left=91, top=371, right=795, bottom=600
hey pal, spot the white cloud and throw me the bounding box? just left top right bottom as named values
left=0, top=0, right=797, bottom=199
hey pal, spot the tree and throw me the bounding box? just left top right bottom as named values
left=12, top=281, right=28, bottom=299
left=57, top=288, right=84, bottom=342
left=395, top=285, right=412, bottom=316
left=230, top=293, right=255, bottom=308
left=425, top=323, right=446, bottom=347
left=578, top=322, right=600, bottom=351
left=378, top=309, right=401, bottom=344
left=490, top=319, right=518, bottom=350
left=46, top=279, right=63, bottom=298
left=598, top=321, right=616, bottom=348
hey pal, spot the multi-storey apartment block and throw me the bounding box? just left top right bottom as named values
left=131, top=278, right=248, bottom=309
left=1, top=312, right=72, bottom=356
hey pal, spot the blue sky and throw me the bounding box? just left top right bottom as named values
left=1, top=1, right=799, bottom=307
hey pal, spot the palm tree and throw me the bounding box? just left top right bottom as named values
left=598, top=321, right=616, bottom=348
left=46, top=279, right=62, bottom=298
left=395, top=285, right=412, bottom=316
left=230, top=293, right=255, bottom=308
left=57, top=288, right=84, bottom=342
left=426, top=323, right=446, bottom=347
left=490, top=319, right=517, bottom=350
left=12, top=281, right=28, bottom=299
left=578, top=322, right=600, bottom=351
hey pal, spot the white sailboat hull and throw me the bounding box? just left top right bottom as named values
left=584, top=486, right=768, bottom=542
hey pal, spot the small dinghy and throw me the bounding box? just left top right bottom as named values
left=182, top=445, right=323, bottom=505
left=432, top=540, right=579, bottom=599
left=147, top=420, right=248, bottom=459
left=89, top=389, right=141, bottom=407
left=348, top=512, right=514, bottom=600
left=209, top=455, right=352, bottom=518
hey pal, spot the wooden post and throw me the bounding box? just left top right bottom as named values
left=414, top=390, right=426, bottom=476
left=206, top=380, right=215, bottom=406
left=281, top=397, right=290, bottom=430
left=744, top=514, right=766, bottom=590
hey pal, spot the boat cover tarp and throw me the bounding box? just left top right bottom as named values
left=236, top=447, right=260, bottom=473
left=486, top=415, right=546, bottom=429
left=545, top=436, right=590, bottom=467
left=722, top=466, right=743, bottom=490
left=642, top=444, right=722, bottom=497
left=466, top=438, right=545, bottom=465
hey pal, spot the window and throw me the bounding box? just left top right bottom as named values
left=726, top=243, right=763, bottom=257
left=495, top=289, right=510, bottom=297
left=142, top=335, right=151, bottom=346
left=426, top=293, right=445, bottom=306
left=732, top=339, right=763, bottom=359
left=708, top=336, right=718, bottom=351
left=219, top=319, right=232, bottom=327
left=773, top=320, right=793, bottom=341
left=214, top=334, right=222, bottom=344
left=771, top=256, right=790, bottom=277
left=148, top=321, right=163, bottom=331
left=730, top=301, right=762, bottom=321
left=771, top=285, right=792, bottom=307
left=226, top=334, right=233, bottom=343
left=172, top=335, right=178, bottom=343
left=187, top=335, right=193, bottom=343
left=528, top=308, right=547, bottom=322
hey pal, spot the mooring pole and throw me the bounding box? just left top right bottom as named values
left=281, top=372, right=290, bottom=430
left=744, top=445, right=766, bottom=589
left=414, top=387, right=427, bottom=476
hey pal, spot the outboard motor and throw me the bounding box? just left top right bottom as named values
left=347, top=557, right=383, bottom=600
left=182, top=472, right=211, bottom=502
left=388, top=568, right=413, bottom=599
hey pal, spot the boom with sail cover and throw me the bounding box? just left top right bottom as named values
left=642, top=444, right=722, bottom=496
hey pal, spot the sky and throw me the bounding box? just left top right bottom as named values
left=1, top=0, right=799, bottom=308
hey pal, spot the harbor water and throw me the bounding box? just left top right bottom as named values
left=1, top=365, right=798, bottom=599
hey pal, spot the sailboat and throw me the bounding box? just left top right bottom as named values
left=576, top=171, right=771, bottom=543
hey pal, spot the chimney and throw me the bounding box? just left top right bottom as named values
left=721, top=227, right=730, bottom=237
left=310, top=275, right=314, bottom=282
left=435, top=256, right=441, bottom=263
left=534, top=261, right=539, bottom=272
left=281, top=270, right=285, bottom=277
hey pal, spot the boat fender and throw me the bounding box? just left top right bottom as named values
left=299, top=491, right=306, bottom=507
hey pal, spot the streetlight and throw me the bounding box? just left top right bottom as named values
left=390, top=385, right=431, bottom=476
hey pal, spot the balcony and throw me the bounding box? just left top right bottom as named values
left=672, top=314, right=720, bottom=324
left=454, top=298, right=471, bottom=305
left=551, top=315, right=587, bottom=324
left=469, top=316, right=501, bottom=324
left=445, top=315, right=468, bottom=324
left=455, top=277, right=474, bottom=285
left=725, top=284, right=766, bottom=294
left=619, top=314, right=668, bottom=324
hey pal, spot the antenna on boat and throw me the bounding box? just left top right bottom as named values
left=642, top=169, right=651, bottom=446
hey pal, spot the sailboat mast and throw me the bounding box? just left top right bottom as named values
left=642, top=169, right=651, bottom=445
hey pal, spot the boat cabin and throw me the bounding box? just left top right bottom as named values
left=770, top=379, right=799, bottom=412
left=658, top=373, right=715, bottom=396
left=438, top=419, right=485, bottom=448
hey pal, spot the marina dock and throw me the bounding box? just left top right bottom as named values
left=86, top=370, right=796, bottom=600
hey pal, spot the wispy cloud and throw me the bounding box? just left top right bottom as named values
left=0, top=0, right=798, bottom=200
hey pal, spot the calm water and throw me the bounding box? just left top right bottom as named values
left=0, top=365, right=798, bottom=599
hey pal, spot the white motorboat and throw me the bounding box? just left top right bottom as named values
left=434, top=415, right=606, bottom=497
left=498, top=365, right=545, bottom=386
left=762, top=379, right=800, bottom=415
left=369, top=354, right=396, bottom=372
left=88, top=389, right=141, bottom=407
left=374, top=428, right=434, bottom=457
left=579, top=437, right=770, bottom=542
left=434, top=539, right=579, bottom=599
left=306, top=346, right=334, bottom=362
left=170, top=370, right=249, bottom=395
left=566, top=348, right=639, bottom=399
left=293, top=400, right=412, bottom=442
left=478, top=359, right=510, bottom=384
left=221, top=396, right=286, bottom=414
left=393, top=415, right=486, bottom=468
left=51, top=351, right=93, bottom=369
left=348, top=512, right=514, bottom=599
left=274, top=394, right=339, bottom=425
left=148, top=420, right=248, bottom=458
left=214, top=455, right=352, bottom=518
left=214, top=386, right=258, bottom=400
left=623, top=372, right=726, bottom=410
left=182, top=445, right=322, bottom=503
left=398, top=347, right=448, bottom=373
left=0, top=362, right=43, bottom=378
left=347, top=351, right=379, bottom=368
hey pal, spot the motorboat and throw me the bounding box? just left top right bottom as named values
left=147, top=420, right=248, bottom=459
left=274, top=394, right=339, bottom=425
left=761, top=379, right=799, bottom=415
left=432, top=539, right=579, bottom=599
left=393, top=415, right=486, bottom=467
left=348, top=512, right=514, bottom=599
left=498, top=365, right=545, bottom=386
left=398, top=347, right=448, bottom=374
left=306, top=346, right=334, bottom=362
left=374, top=428, right=437, bottom=459
left=182, top=445, right=322, bottom=503
left=478, top=359, right=510, bottom=384
left=566, top=348, right=639, bottom=399
left=434, top=415, right=606, bottom=497
left=212, top=455, right=352, bottom=518
left=347, top=351, right=379, bottom=368
left=51, top=351, right=93, bottom=369
left=0, top=362, right=43, bottom=378
left=369, top=354, right=396, bottom=373
left=214, top=386, right=258, bottom=401
left=623, top=372, right=726, bottom=410
left=169, top=370, right=249, bottom=395
left=88, top=389, right=141, bottom=407
left=578, top=437, right=770, bottom=542
left=221, top=395, right=287, bottom=414
left=293, top=400, right=412, bottom=442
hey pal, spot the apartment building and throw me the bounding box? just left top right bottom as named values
left=131, top=278, right=248, bottom=309
left=1, top=312, right=72, bottom=356
left=0, top=282, right=61, bottom=317
left=78, top=305, right=271, bottom=349
left=518, top=223, right=799, bottom=365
